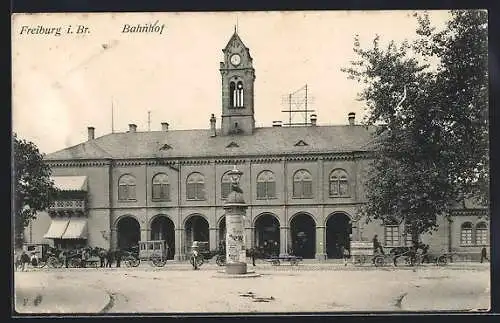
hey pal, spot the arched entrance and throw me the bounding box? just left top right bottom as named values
left=290, top=213, right=316, bottom=259
left=326, top=212, right=352, bottom=259
left=185, top=215, right=209, bottom=251
left=117, top=216, right=140, bottom=250
left=150, top=215, right=175, bottom=259
left=254, top=213, right=280, bottom=257
left=218, top=216, right=226, bottom=249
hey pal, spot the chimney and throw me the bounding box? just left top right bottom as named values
left=310, top=114, right=317, bottom=126
left=210, top=114, right=216, bottom=137
left=161, top=122, right=169, bottom=131
left=128, top=124, right=137, bottom=132
left=87, top=126, right=95, bottom=141
left=272, top=120, right=282, bottom=127
left=348, top=112, right=356, bottom=126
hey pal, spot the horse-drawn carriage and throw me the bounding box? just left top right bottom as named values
left=65, top=247, right=100, bottom=268
left=21, top=243, right=64, bottom=269
left=138, top=240, right=169, bottom=267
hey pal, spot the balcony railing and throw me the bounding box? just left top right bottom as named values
left=49, top=199, right=86, bottom=211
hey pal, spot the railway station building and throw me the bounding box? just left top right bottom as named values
left=25, top=31, right=490, bottom=261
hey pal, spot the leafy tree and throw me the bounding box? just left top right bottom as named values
left=342, top=10, right=488, bottom=241
left=13, top=133, right=57, bottom=248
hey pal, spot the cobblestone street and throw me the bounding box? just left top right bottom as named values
left=14, top=261, right=490, bottom=314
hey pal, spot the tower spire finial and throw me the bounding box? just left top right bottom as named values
left=235, top=16, right=239, bottom=34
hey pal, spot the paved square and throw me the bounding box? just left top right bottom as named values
left=14, top=262, right=490, bottom=314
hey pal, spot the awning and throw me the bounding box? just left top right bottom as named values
left=43, top=218, right=70, bottom=239
left=51, top=176, right=88, bottom=192
left=61, top=217, right=88, bottom=239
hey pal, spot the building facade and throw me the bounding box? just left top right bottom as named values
left=26, top=31, right=490, bottom=261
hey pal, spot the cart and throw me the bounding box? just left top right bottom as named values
left=350, top=241, right=386, bottom=267
left=22, top=243, right=64, bottom=269
left=139, top=240, right=169, bottom=267
left=265, top=255, right=303, bottom=266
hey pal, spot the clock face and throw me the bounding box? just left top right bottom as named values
left=230, top=54, right=241, bottom=66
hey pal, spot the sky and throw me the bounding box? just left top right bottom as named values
left=12, top=11, right=451, bottom=154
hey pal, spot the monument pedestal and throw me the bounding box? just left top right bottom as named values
left=225, top=262, right=247, bottom=275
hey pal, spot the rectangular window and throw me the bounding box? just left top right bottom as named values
left=461, top=229, right=473, bottom=245
left=384, top=225, right=400, bottom=247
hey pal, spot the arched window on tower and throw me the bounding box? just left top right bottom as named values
left=230, top=82, right=236, bottom=108
left=236, top=81, right=244, bottom=107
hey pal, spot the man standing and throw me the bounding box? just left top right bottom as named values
left=372, top=235, right=384, bottom=255
left=115, top=249, right=122, bottom=268
left=481, top=247, right=489, bottom=263
left=191, top=245, right=200, bottom=270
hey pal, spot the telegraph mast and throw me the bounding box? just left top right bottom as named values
left=148, top=111, right=151, bottom=131
left=281, top=84, right=315, bottom=126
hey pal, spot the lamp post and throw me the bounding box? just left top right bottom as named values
left=224, top=165, right=248, bottom=274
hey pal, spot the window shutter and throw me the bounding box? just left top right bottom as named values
left=152, top=184, right=161, bottom=200
left=256, top=182, right=265, bottom=199
left=267, top=181, right=276, bottom=198
left=329, top=181, right=339, bottom=196
left=303, top=181, right=313, bottom=198
left=128, top=185, right=136, bottom=200
left=293, top=181, right=302, bottom=197
left=118, top=185, right=126, bottom=200
left=163, top=184, right=170, bottom=200
left=187, top=183, right=195, bottom=200
left=197, top=183, right=205, bottom=200
left=339, top=180, right=348, bottom=196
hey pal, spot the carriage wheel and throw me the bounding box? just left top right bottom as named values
left=354, top=255, right=365, bottom=266
left=87, top=261, right=98, bottom=268
left=437, top=255, right=448, bottom=266
left=290, top=259, right=298, bottom=266
left=69, top=258, right=81, bottom=268
left=131, top=258, right=140, bottom=267
left=272, top=259, right=280, bottom=266
left=374, top=256, right=385, bottom=267
left=216, top=256, right=225, bottom=266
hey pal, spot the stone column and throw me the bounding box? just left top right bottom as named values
left=111, top=228, right=118, bottom=251
left=209, top=227, right=217, bottom=251
left=315, top=226, right=327, bottom=261
left=140, top=229, right=150, bottom=242
left=279, top=226, right=289, bottom=256
left=175, top=228, right=184, bottom=261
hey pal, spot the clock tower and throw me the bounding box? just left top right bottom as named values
left=220, top=29, right=256, bottom=136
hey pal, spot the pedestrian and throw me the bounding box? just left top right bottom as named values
left=30, top=252, right=39, bottom=268
left=64, top=250, right=69, bottom=268
left=20, top=250, right=30, bottom=271
left=105, top=250, right=112, bottom=268
left=372, top=234, right=384, bottom=255
left=99, top=248, right=106, bottom=268
left=250, top=248, right=256, bottom=266
left=341, top=245, right=350, bottom=266
left=191, top=246, right=200, bottom=270
left=115, top=249, right=122, bottom=268
left=480, top=247, right=489, bottom=263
